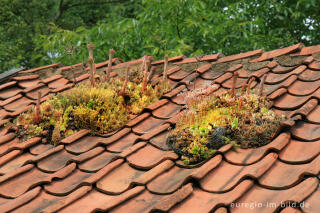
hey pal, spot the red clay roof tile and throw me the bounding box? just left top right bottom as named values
left=292, top=121, right=320, bottom=141
left=200, top=53, right=221, bottom=62
left=218, top=49, right=263, bottom=63
left=224, top=132, right=290, bottom=165
left=173, top=57, right=198, bottom=64
left=299, top=68, right=320, bottom=81
left=291, top=45, right=320, bottom=56
left=110, top=184, right=192, bottom=213
left=232, top=177, right=318, bottom=213
left=250, top=43, right=303, bottom=62
left=0, top=87, right=22, bottom=100
left=127, top=144, right=178, bottom=169
left=152, top=101, right=181, bottom=119
left=279, top=139, right=320, bottom=163
left=19, top=63, right=60, bottom=74
left=302, top=186, right=320, bottom=213
left=259, top=155, right=320, bottom=189
left=200, top=153, right=277, bottom=192
left=152, top=55, right=184, bottom=65
left=172, top=180, right=253, bottom=213
left=148, top=155, right=221, bottom=194
left=308, top=61, right=320, bottom=70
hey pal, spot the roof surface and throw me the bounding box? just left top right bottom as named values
left=0, top=43, right=320, bottom=213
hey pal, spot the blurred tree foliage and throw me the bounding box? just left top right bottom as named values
left=1, top=0, right=320, bottom=72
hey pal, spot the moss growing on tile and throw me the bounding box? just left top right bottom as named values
left=167, top=88, right=286, bottom=165
left=12, top=77, right=172, bottom=144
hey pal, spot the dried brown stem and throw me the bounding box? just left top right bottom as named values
left=105, top=49, right=114, bottom=82
left=258, top=74, right=267, bottom=96
left=230, top=73, right=239, bottom=98
left=87, top=43, right=96, bottom=87
left=141, top=55, right=147, bottom=72
left=147, top=66, right=155, bottom=83
left=35, top=91, right=42, bottom=124
left=163, top=54, right=168, bottom=80
left=246, top=77, right=255, bottom=95
left=121, top=64, right=130, bottom=94
left=142, top=57, right=149, bottom=93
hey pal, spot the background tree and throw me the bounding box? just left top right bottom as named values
left=1, top=0, right=320, bottom=72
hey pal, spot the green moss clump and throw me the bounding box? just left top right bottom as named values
left=13, top=77, right=172, bottom=144
left=168, top=91, right=286, bottom=165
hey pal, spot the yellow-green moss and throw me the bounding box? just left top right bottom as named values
left=13, top=77, right=172, bottom=144
left=168, top=91, right=286, bottom=165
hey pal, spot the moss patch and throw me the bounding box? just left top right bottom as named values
left=11, top=78, right=172, bottom=144
left=167, top=90, right=286, bottom=165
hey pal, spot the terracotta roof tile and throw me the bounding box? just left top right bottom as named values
left=200, top=53, right=221, bottom=62
left=15, top=186, right=91, bottom=213
left=148, top=155, right=221, bottom=194
left=96, top=160, right=173, bottom=194
left=110, top=184, right=192, bottom=213
left=218, top=49, right=263, bottom=63
left=291, top=45, right=320, bottom=56
left=171, top=180, right=253, bottom=213
left=127, top=144, right=178, bottom=169
left=259, top=155, right=320, bottom=189
left=173, top=57, right=198, bottom=64
left=169, top=69, right=190, bottom=81
left=0, top=87, right=22, bottom=100
left=152, top=101, right=182, bottom=119
left=299, top=68, right=320, bottom=81
left=232, top=177, right=318, bottom=213
left=250, top=43, right=303, bottom=62
left=292, top=121, right=320, bottom=141
left=302, top=186, right=320, bottom=213
left=201, top=153, right=277, bottom=192
left=19, top=63, right=60, bottom=74
left=151, top=55, right=184, bottom=65
left=0, top=44, right=319, bottom=211
left=132, top=116, right=166, bottom=135
left=78, top=151, right=117, bottom=172
left=0, top=163, right=75, bottom=198
left=0, top=81, right=16, bottom=91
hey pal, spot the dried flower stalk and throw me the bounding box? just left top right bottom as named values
left=35, top=91, right=42, bottom=124
left=105, top=49, right=114, bottom=82
left=121, top=64, right=130, bottom=95
left=147, top=66, right=155, bottom=83
left=258, top=74, right=267, bottom=96
left=246, top=77, right=255, bottom=95
left=142, top=57, right=149, bottom=93
left=230, top=73, right=238, bottom=98
left=87, top=43, right=96, bottom=87
left=163, top=54, right=168, bottom=80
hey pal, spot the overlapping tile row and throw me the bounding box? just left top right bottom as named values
left=0, top=43, right=320, bottom=212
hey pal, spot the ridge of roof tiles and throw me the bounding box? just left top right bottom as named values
left=0, top=43, right=320, bottom=212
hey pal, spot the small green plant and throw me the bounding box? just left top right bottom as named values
left=167, top=85, right=286, bottom=165
left=12, top=68, right=172, bottom=144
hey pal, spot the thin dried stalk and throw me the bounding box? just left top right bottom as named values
left=258, top=74, right=267, bottom=96
left=35, top=91, right=42, bottom=124
left=121, top=64, right=130, bottom=94
left=246, top=77, right=255, bottom=95
left=141, top=55, right=147, bottom=72
left=142, top=57, right=149, bottom=93
left=163, top=54, right=168, bottom=80
left=87, top=43, right=96, bottom=87
left=230, top=73, right=238, bottom=98
left=147, top=66, right=155, bottom=83
left=105, top=49, right=114, bottom=82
